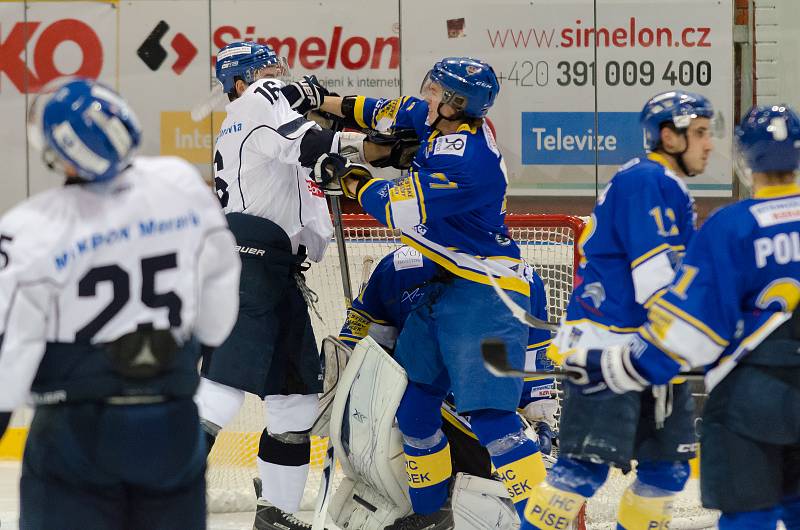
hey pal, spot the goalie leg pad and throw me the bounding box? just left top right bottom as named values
left=327, top=336, right=412, bottom=529
left=451, top=473, right=520, bottom=530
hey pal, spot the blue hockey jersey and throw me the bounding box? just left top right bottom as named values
left=565, top=154, right=696, bottom=331
left=632, top=183, right=800, bottom=390
left=337, top=246, right=554, bottom=396
left=350, top=95, right=529, bottom=296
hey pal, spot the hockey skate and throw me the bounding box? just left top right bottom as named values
left=252, top=477, right=325, bottom=530
left=383, top=506, right=454, bottom=530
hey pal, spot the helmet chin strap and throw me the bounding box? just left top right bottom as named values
left=432, top=102, right=466, bottom=132
left=664, top=132, right=695, bottom=176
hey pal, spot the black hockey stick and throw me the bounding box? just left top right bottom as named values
left=480, top=338, right=706, bottom=381
left=480, top=265, right=558, bottom=331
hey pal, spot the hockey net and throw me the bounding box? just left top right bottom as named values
left=205, top=213, right=717, bottom=529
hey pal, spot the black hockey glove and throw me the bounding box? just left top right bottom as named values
left=282, top=75, right=328, bottom=115
left=313, top=153, right=373, bottom=199
left=364, top=128, right=421, bottom=169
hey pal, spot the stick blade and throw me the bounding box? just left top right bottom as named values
left=481, top=338, right=513, bottom=377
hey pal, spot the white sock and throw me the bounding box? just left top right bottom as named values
left=256, top=458, right=311, bottom=514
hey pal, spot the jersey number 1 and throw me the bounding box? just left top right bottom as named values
left=76, top=252, right=182, bottom=341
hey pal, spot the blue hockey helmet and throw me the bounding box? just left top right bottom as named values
left=640, top=91, right=714, bottom=151
left=421, top=57, right=500, bottom=118
left=215, top=41, right=281, bottom=93
left=735, top=105, right=800, bottom=174
left=28, top=77, right=141, bottom=183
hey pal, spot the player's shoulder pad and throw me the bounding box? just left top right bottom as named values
left=703, top=199, right=760, bottom=241
left=613, top=157, right=688, bottom=197
left=132, top=156, right=220, bottom=213
left=233, top=78, right=292, bottom=125
left=0, top=189, right=71, bottom=274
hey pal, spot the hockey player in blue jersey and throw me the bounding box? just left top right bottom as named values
left=565, top=104, right=800, bottom=530
left=520, top=91, right=715, bottom=530
left=304, top=57, right=543, bottom=528
left=337, top=246, right=558, bottom=457
left=0, top=79, right=240, bottom=529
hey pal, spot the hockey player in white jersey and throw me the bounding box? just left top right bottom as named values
left=195, top=41, right=409, bottom=530
left=0, top=78, right=240, bottom=530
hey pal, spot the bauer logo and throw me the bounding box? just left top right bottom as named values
left=521, top=112, right=643, bottom=165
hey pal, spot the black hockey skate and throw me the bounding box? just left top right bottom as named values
left=252, top=477, right=326, bottom=530
left=383, top=507, right=454, bottom=530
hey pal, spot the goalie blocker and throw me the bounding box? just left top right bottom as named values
left=325, top=336, right=520, bottom=530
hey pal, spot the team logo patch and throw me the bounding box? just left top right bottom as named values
left=433, top=134, right=467, bottom=157
left=389, top=177, right=417, bottom=202
left=465, top=65, right=481, bottom=75
left=393, top=246, right=424, bottom=271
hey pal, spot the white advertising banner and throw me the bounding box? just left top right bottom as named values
left=0, top=1, right=118, bottom=210
left=401, top=0, right=734, bottom=197
left=20, top=1, right=119, bottom=197
left=118, top=0, right=214, bottom=178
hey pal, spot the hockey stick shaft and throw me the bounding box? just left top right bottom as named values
left=331, top=197, right=353, bottom=304
left=481, top=338, right=706, bottom=381
left=479, top=264, right=558, bottom=331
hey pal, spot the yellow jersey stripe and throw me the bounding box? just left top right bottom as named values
left=401, top=236, right=530, bottom=296
left=630, top=243, right=685, bottom=269
left=653, top=298, right=728, bottom=347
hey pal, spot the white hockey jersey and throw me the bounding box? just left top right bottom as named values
left=214, top=77, right=333, bottom=262
left=0, top=157, right=241, bottom=411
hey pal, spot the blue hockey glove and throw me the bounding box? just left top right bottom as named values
left=535, top=421, right=557, bottom=456
left=563, top=345, right=648, bottom=396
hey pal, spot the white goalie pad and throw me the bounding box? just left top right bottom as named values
left=311, top=336, right=351, bottom=437
left=451, top=473, right=520, bottom=530
left=327, top=336, right=412, bottom=529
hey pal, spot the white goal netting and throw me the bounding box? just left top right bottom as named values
left=205, top=213, right=718, bottom=529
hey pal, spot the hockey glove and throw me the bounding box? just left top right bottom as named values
left=282, top=75, right=328, bottom=115
left=563, top=344, right=648, bottom=396
left=364, top=128, right=421, bottom=169
left=535, top=421, right=557, bottom=456
left=313, top=153, right=373, bottom=199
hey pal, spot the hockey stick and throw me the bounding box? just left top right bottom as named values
left=481, top=338, right=706, bottom=380
left=331, top=197, right=353, bottom=304
left=190, top=82, right=227, bottom=122
left=480, top=264, right=558, bottom=331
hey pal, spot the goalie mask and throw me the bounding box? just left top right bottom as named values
left=28, top=77, right=141, bottom=183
